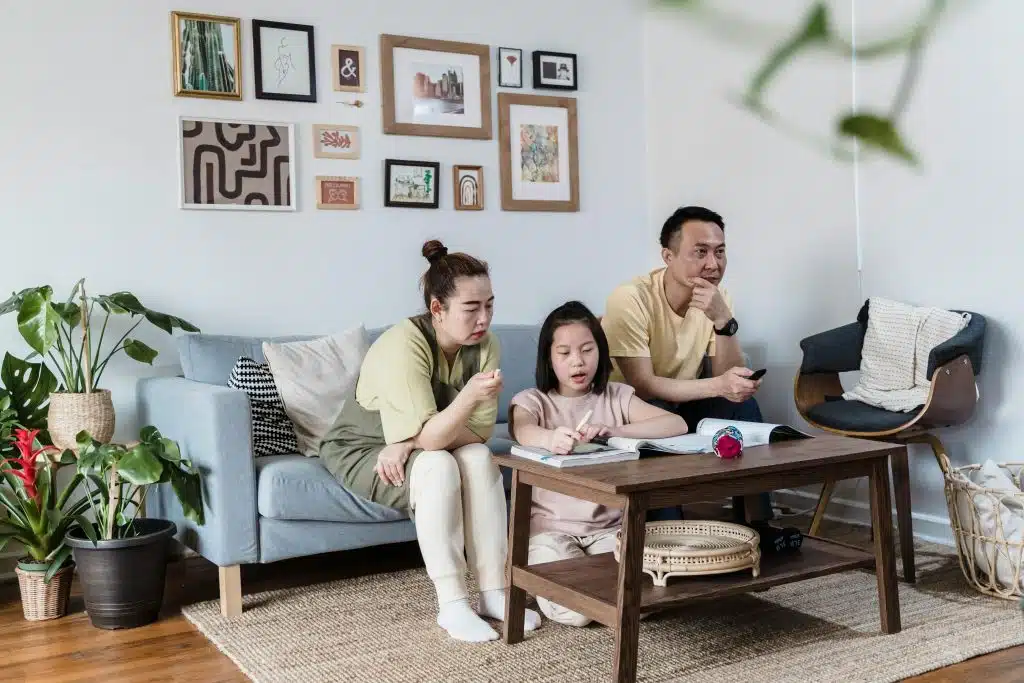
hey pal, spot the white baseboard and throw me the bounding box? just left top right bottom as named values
left=773, top=488, right=955, bottom=547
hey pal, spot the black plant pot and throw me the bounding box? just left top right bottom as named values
left=65, top=518, right=176, bottom=630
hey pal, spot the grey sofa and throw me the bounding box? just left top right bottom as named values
left=137, top=324, right=541, bottom=617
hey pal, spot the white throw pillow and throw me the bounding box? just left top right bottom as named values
left=262, top=326, right=369, bottom=457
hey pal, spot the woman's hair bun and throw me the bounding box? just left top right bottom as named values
left=422, top=239, right=448, bottom=264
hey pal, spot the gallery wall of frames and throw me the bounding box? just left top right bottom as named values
left=171, top=11, right=581, bottom=214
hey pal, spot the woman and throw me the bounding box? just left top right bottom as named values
left=319, top=240, right=541, bottom=643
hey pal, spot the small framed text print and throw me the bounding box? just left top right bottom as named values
left=316, top=176, right=360, bottom=210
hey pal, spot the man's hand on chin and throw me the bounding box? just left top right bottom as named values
left=685, top=277, right=731, bottom=327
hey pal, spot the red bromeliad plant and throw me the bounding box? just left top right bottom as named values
left=0, top=427, right=95, bottom=583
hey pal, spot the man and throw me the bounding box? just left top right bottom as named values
left=601, top=205, right=773, bottom=522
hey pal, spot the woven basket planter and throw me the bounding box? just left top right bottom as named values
left=14, top=562, right=74, bottom=621
left=614, top=520, right=761, bottom=586
left=47, top=390, right=115, bottom=450
left=941, top=453, right=1024, bottom=600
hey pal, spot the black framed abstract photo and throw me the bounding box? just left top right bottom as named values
left=253, top=20, right=317, bottom=102
left=384, top=159, right=440, bottom=209
left=532, top=50, right=577, bottom=91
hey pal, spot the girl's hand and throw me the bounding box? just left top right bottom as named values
left=576, top=424, right=612, bottom=442
left=375, top=441, right=415, bottom=486
left=547, top=426, right=578, bottom=455
left=459, top=371, right=504, bottom=406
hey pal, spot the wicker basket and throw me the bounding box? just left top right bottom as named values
left=940, top=451, right=1024, bottom=600
left=47, top=390, right=115, bottom=450
left=15, top=563, right=74, bottom=621
left=614, top=520, right=761, bottom=586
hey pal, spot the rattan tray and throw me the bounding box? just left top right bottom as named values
left=613, top=520, right=761, bottom=586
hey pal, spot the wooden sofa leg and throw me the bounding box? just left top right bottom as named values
left=809, top=480, right=835, bottom=536
left=219, top=565, right=242, bottom=617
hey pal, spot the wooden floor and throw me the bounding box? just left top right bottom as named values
left=1, top=524, right=1021, bottom=682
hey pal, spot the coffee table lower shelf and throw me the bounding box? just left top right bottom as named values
left=511, top=536, right=875, bottom=627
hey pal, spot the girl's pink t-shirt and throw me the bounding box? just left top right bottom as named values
left=509, top=382, right=635, bottom=536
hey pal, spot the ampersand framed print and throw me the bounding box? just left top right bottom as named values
left=332, top=44, right=366, bottom=93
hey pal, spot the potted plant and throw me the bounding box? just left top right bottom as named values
left=64, top=426, right=204, bottom=630
left=1, top=424, right=93, bottom=621
left=0, top=279, right=199, bottom=450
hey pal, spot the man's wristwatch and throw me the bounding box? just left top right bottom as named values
left=714, top=317, right=739, bottom=336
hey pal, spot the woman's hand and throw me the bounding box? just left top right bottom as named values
left=576, top=424, right=613, bottom=442
left=459, top=370, right=503, bottom=406
left=375, top=441, right=415, bottom=486
left=547, top=426, right=578, bottom=455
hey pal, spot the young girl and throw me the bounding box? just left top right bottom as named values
left=508, top=300, right=689, bottom=627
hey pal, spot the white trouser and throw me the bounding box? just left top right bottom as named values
left=408, top=443, right=508, bottom=606
left=528, top=529, right=619, bottom=626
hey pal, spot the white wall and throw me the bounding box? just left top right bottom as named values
left=0, top=0, right=649, bottom=442
left=645, top=0, right=1022, bottom=543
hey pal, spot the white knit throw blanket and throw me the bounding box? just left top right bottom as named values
left=843, top=297, right=970, bottom=412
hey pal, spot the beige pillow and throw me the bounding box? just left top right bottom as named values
left=262, top=325, right=369, bottom=456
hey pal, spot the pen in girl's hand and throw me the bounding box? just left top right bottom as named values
left=574, top=409, right=593, bottom=434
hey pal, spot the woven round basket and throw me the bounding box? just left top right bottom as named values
left=15, top=563, right=74, bottom=621
left=614, top=520, right=761, bottom=586
left=939, top=451, right=1024, bottom=600
left=47, top=390, right=115, bottom=450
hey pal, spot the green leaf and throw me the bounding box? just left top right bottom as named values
left=74, top=514, right=98, bottom=545
left=746, top=2, right=830, bottom=105
left=95, top=291, right=145, bottom=315
left=50, top=302, right=81, bottom=328
left=86, top=473, right=110, bottom=504
left=16, top=289, right=61, bottom=356
left=0, top=353, right=58, bottom=431
left=116, top=445, right=163, bottom=485
left=168, top=466, right=204, bottom=525
left=838, top=113, right=918, bottom=164
left=122, top=339, right=158, bottom=364
left=43, top=545, right=72, bottom=584
left=0, top=287, right=39, bottom=316
left=0, top=535, right=10, bottom=555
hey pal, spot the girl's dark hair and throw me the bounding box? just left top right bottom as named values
left=420, top=239, right=489, bottom=310
left=536, top=300, right=611, bottom=395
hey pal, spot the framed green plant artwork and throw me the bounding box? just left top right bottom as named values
left=171, top=11, right=242, bottom=100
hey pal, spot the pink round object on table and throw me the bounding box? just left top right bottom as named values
left=712, top=425, right=743, bottom=459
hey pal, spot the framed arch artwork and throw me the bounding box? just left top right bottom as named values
left=453, top=165, right=483, bottom=211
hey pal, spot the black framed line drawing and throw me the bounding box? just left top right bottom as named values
left=532, top=50, right=577, bottom=91
left=253, top=20, right=317, bottom=102
left=384, top=159, right=440, bottom=208
left=497, top=47, right=522, bottom=88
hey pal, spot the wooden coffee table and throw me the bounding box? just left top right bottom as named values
left=495, top=434, right=902, bottom=683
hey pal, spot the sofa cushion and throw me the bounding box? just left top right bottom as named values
left=256, top=454, right=408, bottom=523
left=227, top=357, right=299, bottom=456
left=490, top=325, right=541, bottom=423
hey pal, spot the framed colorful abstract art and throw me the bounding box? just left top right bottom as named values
left=170, top=11, right=242, bottom=100
left=380, top=34, right=492, bottom=140
left=498, top=93, right=579, bottom=212
left=312, top=124, right=360, bottom=159
left=316, top=176, right=360, bottom=210
left=178, top=117, right=295, bottom=211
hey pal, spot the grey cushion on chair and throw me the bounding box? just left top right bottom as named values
left=806, top=399, right=920, bottom=433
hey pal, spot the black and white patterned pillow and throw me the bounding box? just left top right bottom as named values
left=228, top=357, right=299, bottom=456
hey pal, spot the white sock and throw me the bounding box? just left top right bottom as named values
left=437, top=598, right=499, bottom=643
left=477, top=588, right=541, bottom=632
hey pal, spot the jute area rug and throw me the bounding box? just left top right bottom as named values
left=182, top=523, right=1024, bottom=683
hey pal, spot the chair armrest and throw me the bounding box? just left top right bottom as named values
left=798, top=322, right=865, bottom=374
left=137, top=377, right=258, bottom=567
left=927, top=312, right=985, bottom=379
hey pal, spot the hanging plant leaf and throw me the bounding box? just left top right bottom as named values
left=51, top=302, right=81, bottom=328
left=747, top=2, right=830, bottom=105
left=0, top=353, right=57, bottom=433
left=838, top=113, right=918, bottom=165
left=123, top=339, right=158, bottom=365
left=16, top=288, right=60, bottom=356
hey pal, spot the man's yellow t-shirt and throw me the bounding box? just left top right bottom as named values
left=354, top=318, right=500, bottom=444
left=602, top=268, right=733, bottom=383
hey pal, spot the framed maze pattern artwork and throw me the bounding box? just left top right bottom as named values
left=178, top=117, right=296, bottom=211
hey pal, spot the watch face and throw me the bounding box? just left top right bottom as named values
left=718, top=318, right=738, bottom=335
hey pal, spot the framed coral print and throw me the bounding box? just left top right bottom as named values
left=332, top=44, right=366, bottom=92
left=453, top=165, right=483, bottom=211
left=380, top=34, right=492, bottom=140
left=178, top=116, right=295, bottom=211
left=312, top=124, right=360, bottom=159
left=384, top=159, right=440, bottom=208
left=498, top=93, right=579, bottom=212
left=170, top=11, right=242, bottom=100
left=253, top=20, right=317, bottom=102
left=316, top=176, right=360, bottom=210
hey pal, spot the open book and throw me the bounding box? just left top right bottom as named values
left=508, top=419, right=809, bottom=468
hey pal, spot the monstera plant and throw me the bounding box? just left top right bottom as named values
left=0, top=279, right=199, bottom=449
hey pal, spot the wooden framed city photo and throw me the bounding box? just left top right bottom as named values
left=498, top=93, right=579, bottom=212
left=380, top=34, right=492, bottom=140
